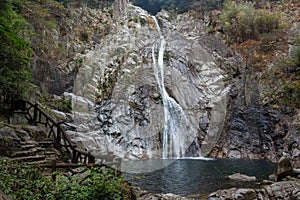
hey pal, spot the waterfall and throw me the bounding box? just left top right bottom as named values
left=152, top=16, right=189, bottom=158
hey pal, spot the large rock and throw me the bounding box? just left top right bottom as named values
left=136, top=188, right=195, bottom=200
left=0, top=191, right=12, bottom=200
left=228, top=173, right=256, bottom=182
left=0, top=126, right=20, bottom=156
left=0, top=127, right=18, bottom=139
left=208, top=180, right=300, bottom=200
left=276, top=157, right=299, bottom=181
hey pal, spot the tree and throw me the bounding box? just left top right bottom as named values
left=0, top=0, right=32, bottom=94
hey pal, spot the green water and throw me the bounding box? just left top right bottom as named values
left=123, top=158, right=275, bottom=195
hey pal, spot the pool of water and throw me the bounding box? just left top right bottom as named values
left=122, top=158, right=276, bottom=195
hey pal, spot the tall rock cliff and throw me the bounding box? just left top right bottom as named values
left=67, top=4, right=229, bottom=161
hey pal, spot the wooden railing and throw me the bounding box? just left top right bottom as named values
left=0, top=91, right=95, bottom=164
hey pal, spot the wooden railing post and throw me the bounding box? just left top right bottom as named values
left=72, top=151, right=77, bottom=163
left=10, top=95, right=15, bottom=114
left=88, top=153, right=95, bottom=164
left=33, top=104, right=38, bottom=124
left=51, top=160, right=57, bottom=181
left=56, top=126, right=61, bottom=149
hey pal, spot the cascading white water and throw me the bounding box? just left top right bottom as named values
left=152, top=16, right=189, bottom=158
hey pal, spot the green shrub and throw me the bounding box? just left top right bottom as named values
left=219, top=0, right=280, bottom=43
left=0, top=158, right=136, bottom=200
left=0, top=0, right=33, bottom=94
left=255, top=10, right=279, bottom=34
left=262, top=40, right=300, bottom=108
left=80, top=31, right=89, bottom=43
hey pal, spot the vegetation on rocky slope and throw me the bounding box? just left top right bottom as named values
left=217, top=0, right=300, bottom=108
left=0, top=158, right=136, bottom=200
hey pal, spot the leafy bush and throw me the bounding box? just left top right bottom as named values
left=0, top=159, right=136, bottom=200
left=0, top=0, right=33, bottom=94
left=279, top=46, right=300, bottom=107
left=262, top=42, right=300, bottom=108
left=219, top=0, right=279, bottom=43
left=255, top=10, right=279, bottom=34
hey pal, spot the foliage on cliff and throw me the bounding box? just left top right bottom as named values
left=0, top=158, right=136, bottom=200
left=219, top=1, right=279, bottom=43
left=19, top=0, right=115, bottom=95
left=218, top=0, right=300, bottom=108
left=0, top=0, right=32, bottom=94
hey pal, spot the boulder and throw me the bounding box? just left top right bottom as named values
left=0, top=127, right=18, bottom=139
left=276, top=156, right=298, bottom=181
left=232, top=189, right=256, bottom=200
left=208, top=180, right=300, bottom=200
left=228, top=173, right=256, bottom=182
left=0, top=191, right=12, bottom=200
left=136, top=188, right=195, bottom=200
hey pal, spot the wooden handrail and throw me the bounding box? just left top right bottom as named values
left=0, top=91, right=95, bottom=164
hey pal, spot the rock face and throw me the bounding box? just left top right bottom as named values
left=209, top=63, right=300, bottom=167
left=207, top=3, right=300, bottom=167
left=67, top=4, right=229, bottom=160
left=26, top=2, right=115, bottom=95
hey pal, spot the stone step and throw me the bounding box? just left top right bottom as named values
left=35, top=147, right=45, bottom=152
left=45, top=157, right=58, bottom=162
left=44, top=151, right=59, bottom=159
left=44, top=151, right=57, bottom=155
left=11, top=155, right=46, bottom=162
left=21, top=144, right=36, bottom=150
left=20, top=140, right=38, bottom=145
left=38, top=140, right=55, bottom=147
left=26, top=160, right=48, bottom=165
left=12, top=149, right=38, bottom=157
left=46, top=148, right=61, bottom=155
left=20, top=141, right=27, bottom=145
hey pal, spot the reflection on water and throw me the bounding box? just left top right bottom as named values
left=123, top=158, right=275, bottom=195
left=121, top=157, right=214, bottom=173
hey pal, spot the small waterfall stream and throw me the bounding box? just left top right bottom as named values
left=152, top=16, right=190, bottom=158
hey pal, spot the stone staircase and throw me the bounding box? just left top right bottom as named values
left=9, top=139, right=61, bottom=165
left=1, top=91, right=95, bottom=165
left=10, top=141, right=60, bottom=165
left=0, top=124, right=62, bottom=165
